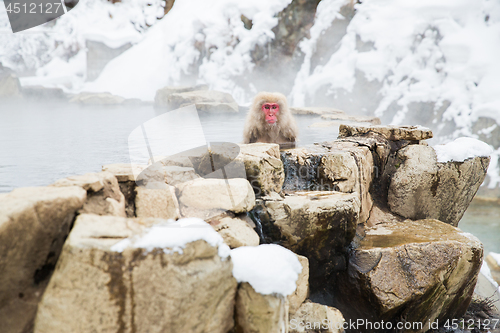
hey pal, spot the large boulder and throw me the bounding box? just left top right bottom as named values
left=69, top=92, right=125, bottom=105
left=22, top=86, right=66, bottom=100
left=289, top=301, right=344, bottom=333
left=236, top=143, right=284, bottom=196
left=154, top=85, right=208, bottom=108
left=35, top=215, right=237, bottom=333
left=253, top=191, right=360, bottom=286
left=388, top=145, right=490, bottom=226
left=0, top=186, right=86, bottom=333
left=52, top=171, right=126, bottom=217
left=134, top=186, right=180, bottom=219
left=281, top=142, right=373, bottom=222
left=167, top=90, right=239, bottom=113
left=176, top=178, right=256, bottom=218
left=334, top=219, right=484, bottom=332
left=339, top=124, right=433, bottom=141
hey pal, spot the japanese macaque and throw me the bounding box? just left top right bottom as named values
left=243, top=92, right=298, bottom=149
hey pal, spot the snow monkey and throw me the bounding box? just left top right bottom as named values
left=243, top=92, right=298, bottom=149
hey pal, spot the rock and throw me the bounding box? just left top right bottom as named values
left=288, top=255, right=309, bottom=315
left=0, top=70, right=22, bottom=99
left=34, top=214, right=237, bottom=333
left=388, top=145, right=490, bottom=226
left=154, top=85, right=208, bottom=107
left=102, top=163, right=147, bottom=217
left=86, top=40, right=132, bottom=81
left=334, top=219, right=484, bottom=332
left=253, top=191, right=360, bottom=286
left=135, top=186, right=180, bottom=219
left=339, top=124, right=433, bottom=141
left=168, top=90, right=239, bottom=113
left=290, top=106, right=345, bottom=116
left=52, top=172, right=126, bottom=217
left=22, top=85, right=66, bottom=100
left=289, top=301, right=344, bottom=333
left=321, top=113, right=381, bottom=125
left=0, top=186, right=86, bottom=333
left=153, top=155, right=194, bottom=168
left=163, top=165, right=199, bottom=185
left=194, top=102, right=239, bottom=113
left=102, top=163, right=146, bottom=182
left=210, top=216, right=259, bottom=248
left=235, top=282, right=289, bottom=333
left=69, top=92, right=125, bottom=105
left=282, top=142, right=373, bottom=222
left=236, top=143, right=284, bottom=196
left=486, top=253, right=500, bottom=285
left=177, top=178, right=256, bottom=217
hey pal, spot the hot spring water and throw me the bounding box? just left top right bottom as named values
left=0, top=100, right=498, bottom=254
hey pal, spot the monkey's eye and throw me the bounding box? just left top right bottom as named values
left=264, top=105, right=270, bottom=109
left=272, top=106, right=277, bottom=109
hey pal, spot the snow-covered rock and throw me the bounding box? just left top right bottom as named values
left=35, top=215, right=236, bottom=333
left=388, top=144, right=490, bottom=226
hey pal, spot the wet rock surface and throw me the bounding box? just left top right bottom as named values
left=281, top=141, right=374, bottom=222
left=334, top=219, right=484, bottom=332
left=252, top=191, right=360, bottom=287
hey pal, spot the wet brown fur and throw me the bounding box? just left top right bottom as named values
left=242, top=92, right=298, bottom=147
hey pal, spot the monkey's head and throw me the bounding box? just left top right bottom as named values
left=252, top=92, right=288, bottom=126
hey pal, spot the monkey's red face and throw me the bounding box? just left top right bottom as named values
left=262, top=103, right=279, bottom=124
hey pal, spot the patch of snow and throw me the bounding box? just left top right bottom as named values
left=231, top=244, right=302, bottom=297
left=481, top=259, right=499, bottom=289
left=433, top=137, right=493, bottom=163
left=0, top=0, right=163, bottom=75
left=490, top=252, right=500, bottom=265
left=111, top=218, right=230, bottom=259
left=487, top=148, right=500, bottom=189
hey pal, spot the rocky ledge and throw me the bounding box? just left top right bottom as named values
left=0, top=124, right=495, bottom=333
